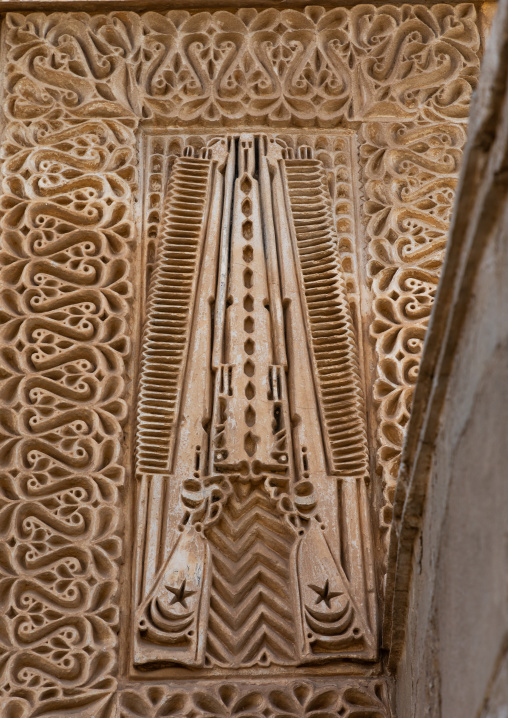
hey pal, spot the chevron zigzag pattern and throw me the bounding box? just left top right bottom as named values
left=205, top=480, right=298, bottom=667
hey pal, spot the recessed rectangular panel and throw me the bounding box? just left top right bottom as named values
left=133, top=133, right=377, bottom=676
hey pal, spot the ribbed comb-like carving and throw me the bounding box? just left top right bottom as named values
left=285, top=159, right=370, bottom=479
left=136, top=156, right=212, bottom=474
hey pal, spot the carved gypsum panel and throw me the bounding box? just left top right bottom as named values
left=133, top=135, right=376, bottom=672
left=119, top=679, right=392, bottom=718
left=0, top=5, right=481, bottom=711
left=0, top=114, right=135, bottom=715
left=138, top=131, right=371, bottom=673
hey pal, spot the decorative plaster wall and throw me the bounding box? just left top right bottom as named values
left=0, top=5, right=481, bottom=716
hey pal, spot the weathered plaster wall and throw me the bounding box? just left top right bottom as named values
left=385, top=0, right=508, bottom=714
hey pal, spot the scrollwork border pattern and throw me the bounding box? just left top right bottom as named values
left=0, top=5, right=479, bottom=715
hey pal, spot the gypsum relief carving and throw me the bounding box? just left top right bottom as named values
left=0, top=116, right=135, bottom=711
left=134, top=134, right=376, bottom=669
left=361, top=119, right=469, bottom=548
left=4, top=2, right=480, bottom=564
left=0, top=4, right=479, bottom=713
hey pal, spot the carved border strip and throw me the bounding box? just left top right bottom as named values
left=0, top=6, right=479, bottom=715
left=361, top=118, right=469, bottom=554
left=5, top=6, right=479, bottom=127
left=0, top=22, right=138, bottom=715
left=119, top=679, right=392, bottom=718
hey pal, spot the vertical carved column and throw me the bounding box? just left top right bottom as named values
left=0, top=13, right=137, bottom=716
left=361, top=120, right=468, bottom=553
left=350, top=3, right=481, bottom=557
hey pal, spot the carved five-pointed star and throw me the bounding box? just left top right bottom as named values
left=309, top=580, right=342, bottom=608
left=165, top=579, right=195, bottom=608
